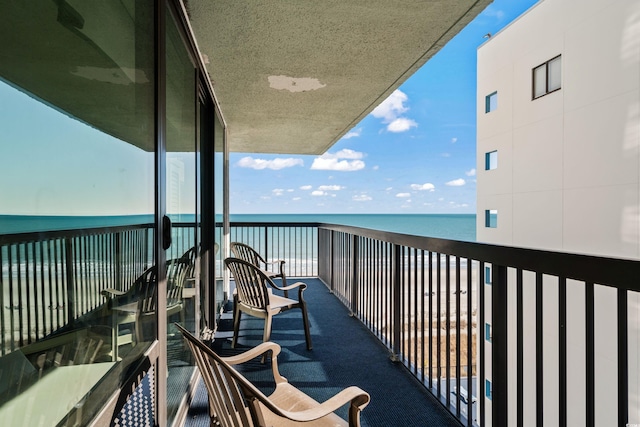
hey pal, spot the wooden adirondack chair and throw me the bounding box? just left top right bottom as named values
left=224, top=257, right=312, bottom=351
left=175, top=323, right=370, bottom=427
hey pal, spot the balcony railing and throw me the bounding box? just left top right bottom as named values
left=3, top=221, right=639, bottom=426
left=230, top=222, right=640, bottom=427
left=317, top=224, right=640, bottom=427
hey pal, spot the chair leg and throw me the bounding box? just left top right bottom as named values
left=300, top=302, right=313, bottom=350
left=261, top=314, right=273, bottom=364
left=263, top=314, right=273, bottom=343
left=232, top=307, right=241, bottom=348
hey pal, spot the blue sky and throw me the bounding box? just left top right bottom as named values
left=230, top=0, right=538, bottom=214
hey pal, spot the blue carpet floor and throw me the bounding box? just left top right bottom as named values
left=183, top=278, right=462, bottom=427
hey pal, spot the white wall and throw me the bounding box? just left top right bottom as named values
left=476, top=0, right=640, bottom=424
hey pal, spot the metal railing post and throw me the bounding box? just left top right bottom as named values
left=264, top=226, right=269, bottom=262
left=350, top=234, right=358, bottom=316
left=115, top=232, right=122, bottom=290
left=64, top=237, right=76, bottom=326
left=492, top=264, right=508, bottom=427
left=330, top=230, right=335, bottom=293
left=391, top=244, right=401, bottom=362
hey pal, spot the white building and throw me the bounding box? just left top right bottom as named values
left=476, top=0, right=640, bottom=425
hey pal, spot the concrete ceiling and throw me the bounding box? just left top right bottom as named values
left=188, top=0, right=491, bottom=155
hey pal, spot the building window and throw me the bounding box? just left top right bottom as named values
left=485, top=210, right=498, bottom=228
left=485, top=266, right=492, bottom=285
left=485, top=323, right=492, bottom=343
left=485, top=91, right=498, bottom=113
left=485, top=150, right=498, bottom=170
left=533, top=55, right=561, bottom=99
left=486, top=380, right=492, bottom=400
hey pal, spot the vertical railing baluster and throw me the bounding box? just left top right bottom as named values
left=17, top=244, right=24, bottom=348
left=516, top=269, right=523, bottom=427
left=437, top=252, right=442, bottom=398
left=115, top=232, right=122, bottom=291
left=0, top=247, right=6, bottom=355
left=455, top=256, right=461, bottom=417
left=559, top=277, right=567, bottom=427
left=414, top=248, right=419, bottom=376
left=492, top=264, right=508, bottom=427
left=392, top=244, right=401, bottom=362
left=31, top=242, right=38, bottom=343
left=466, top=258, right=473, bottom=427
left=25, top=243, right=32, bottom=345
left=446, top=254, right=451, bottom=407
left=428, top=251, right=433, bottom=390
left=39, top=241, right=46, bottom=340
left=479, top=261, right=485, bottom=427
left=618, top=286, right=628, bottom=427
left=585, top=282, right=595, bottom=427
left=420, top=250, right=425, bottom=384
left=65, top=237, right=75, bottom=326
left=351, top=234, right=358, bottom=317
left=536, top=272, right=543, bottom=427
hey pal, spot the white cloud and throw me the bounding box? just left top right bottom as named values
left=300, top=185, right=312, bottom=190
left=311, top=149, right=366, bottom=171
left=372, top=165, right=379, bottom=170
left=311, top=158, right=365, bottom=171
left=451, top=137, right=458, bottom=144
left=385, top=187, right=393, bottom=191
left=446, top=178, right=466, bottom=186
left=441, top=153, right=451, bottom=158
left=396, top=192, right=411, bottom=198
left=292, top=197, right=301, bottom=201
left=237, top=156, right=303, bottom=170
left=410, top=183, right=435, bottom=192
left=371, top=90, right=418, bottom=133
left=343, top=128, right=362, bottom=139
left=466, top=168, right=476, bottom=176
left=318, top=185, right=343, bottom=191
left=387, top=118, right=418, bottom=133
left=353, top=194, right=372, bottom=202
left=329, top=149, right=364, bottom=159
left=272, top=188, right=285, bottom=196
left=311, top=190, right=326, bottom=196
left=372, top=90, right=409, bottom=122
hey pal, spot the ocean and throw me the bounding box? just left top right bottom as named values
left=230, top=214, right=476, bottom=242
left=1, top=214, right=476, bottom=242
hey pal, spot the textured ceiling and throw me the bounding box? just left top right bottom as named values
left=188, top=0, right=491, bottom=154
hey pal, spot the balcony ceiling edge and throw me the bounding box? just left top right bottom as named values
left=188, top=0, right=491, bottom=155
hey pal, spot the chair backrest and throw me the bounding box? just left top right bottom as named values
left=175, top=323, right=269, bottom=427
left=137, top=266, right=159, bottom=315
left=225, top=257, right=274, bottom=311
left=166, top=257, right=192, bottom=308
left=230, top=242, right=265, bottom=268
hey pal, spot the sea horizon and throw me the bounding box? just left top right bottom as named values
left=1, top=213, right=476, bottom=242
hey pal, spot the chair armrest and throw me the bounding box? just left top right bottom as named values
left=270, top=281, right=306, bottom=294
left=222, top=341, right=287, bottom=384
left=271, top=386, right=370, bottom=423
left=101, top=288, right=126, bottom=299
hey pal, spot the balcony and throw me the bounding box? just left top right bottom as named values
left=3, top=220, right=635, bottom=426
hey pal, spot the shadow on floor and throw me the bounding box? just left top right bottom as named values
left=183, top=278, right=462, bottom=427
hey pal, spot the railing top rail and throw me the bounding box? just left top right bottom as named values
left=0, top=223, right=154, bottom=245
left=227, top=222, right=320, bottom=228
left=318, top=223, right=640, bottom=292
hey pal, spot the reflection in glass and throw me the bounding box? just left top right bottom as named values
left=165, top=7, right=198, bottom=424
left=0, top=1, right=155, bottom=425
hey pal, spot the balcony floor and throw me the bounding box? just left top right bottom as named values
left=183, top=278, right=462, bottom=427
